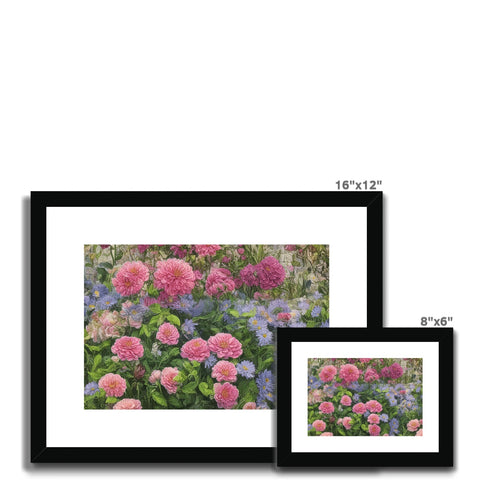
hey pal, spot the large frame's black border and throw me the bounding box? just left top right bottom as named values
left=30, top=191, right=383, bottom=463
left=276, top=328, right=454, bottom=467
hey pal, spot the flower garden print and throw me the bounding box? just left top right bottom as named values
left=84, top=244, right=329, bottom=410
left=308, top=358, right=423, bottom=436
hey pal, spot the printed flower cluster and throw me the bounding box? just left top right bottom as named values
left=84, top=244, right=329, bottom=409
left=308, top=358, right=423, bottom=436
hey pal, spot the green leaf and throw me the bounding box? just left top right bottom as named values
left=98, top=262, right=113, bottom=270
left=149, top=314, right=164, bottom=326
left=182, top=382, right=197, bottom=394
left=198, top=382, right=213, bottom=397
left=167, top=314, right=181, bottom=327
left=168, top=396, right=182, bottom=408
left=105, top=397, right=117, bottom=404
left=151, top=390, right=168, bottom=407
left=228, top=309, right=240, bottom=318
left=173, top=371, right=187, bottom=383
left=149, top=304, right=163, bottom=314
left=92, top=354, right=102, bottom=371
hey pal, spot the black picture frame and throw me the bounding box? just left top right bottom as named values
left=276, top=328, right=453, bottom=468
left=30, top=191, right=383, bottom=463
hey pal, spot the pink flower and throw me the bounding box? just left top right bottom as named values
left=208, top=333, right=242, bottom=359
left=389, top=362, right=404, bottom=379
left=243, top=402, right=257, bottom=410
left=212, top=360, right=237, bottom=382
left=86, top=310, right=128, bottom=342
left=340, top=395, right=352, bottom=406
left=277, top=312, right=291, bottom=322
left=407, top=419, right=421, bottom=432
left=111, top=336, right=144, bottom=361
left=319, top=365, right=337, bottom=382
left=180, top=338, right=211, bottom=362
left=364, top=368, right=380, bottom=383
left=312, top=420, right=326, bottom=431
left=234, top=277, right=243, bottom=288
left=153, top=259, right=196, bottom=296
left=156, top=322, right=180, bottom=345
left=319, top=402, right=334, bottom=414
left=160, top=367, right=180, bottom=394
left=256, top=256, right=285, bottom=290
left=194, top=270, right=203, bottom=280
left=381, top=366, right=391, bottom=378
left=112, top=261, right=149, bottom=296
left=368, top=414, right=380, bottom=424
left=149, top=370, right=162, bottom=384
left=113, top=398, right=142, bottom=410
left=98, top=373, right=126, bottom=397
left=213, top=382, right=239, bottom=409
left=100, top=244, right=111, bottom=249
left=342, top=417, right=353, bottom=430
left=416, top=428, right=423, bottom=436
left=205, top=268, right=236, bottom=297
left=194, top=245, right=222, bottom=257
left=359, top=358, right=371, bottom=363
left=339, top=364, right=360, bottom=383
left=237, top=247, right=245, bottom=255
left=365, top=400, right=383, bottom=413
left=320, top=432, right=334, bottom=436
left=222, top=256, right=231, bottom=264
left=368, top=424, right=381, bottom=436
left=352, top=403, right=367, bottom=414
left=137, top=245, right=151, bottom=253
left=239, top=264, right=259, bottom=287
left=170, top=245, right=189, bottom=258
left=285, top=245, right=296, bottom=251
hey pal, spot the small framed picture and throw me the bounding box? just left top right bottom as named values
left=276, top=328, right=453, bottom=467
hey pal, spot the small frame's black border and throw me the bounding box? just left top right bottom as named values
left=276, top=328, right=454, bottom=468
left=30, top=191, right=383, bottom=463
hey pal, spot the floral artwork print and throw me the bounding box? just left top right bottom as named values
left=308, top=358, right=423, bottom=436
left=84, top=244, right=329, bottom=410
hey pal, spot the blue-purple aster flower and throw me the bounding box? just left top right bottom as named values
left=256, top=370, right=275, bottom=393
left=308, top=375, right=323, bottom=389
left=313, top=291, right=322, bottom=300
left=298, top=300, right=310, bottom=313
left=311, top=306, right=321, bottom=318
left=205, top=353, right=217, bottom=368
left=97, top=295, right=117, bottom=309
left=237, top=360, right=256, bottom=379
left=256, top=328, right=273, bottom=346
left=91, top=283, right=109, bottom=298
left=248, top=317, right=268, bottom=331
left=123, top=303, right=148, bottom=322
left=379, top=414, right=389, bottom=422
left=182, top=319, right=197, bottom=336
left=84, top=296, right=96, bottom=310
left=84, top=381, right=99, bottom=395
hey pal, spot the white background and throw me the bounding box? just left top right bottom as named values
left=0, top=0, right=478, bottom=477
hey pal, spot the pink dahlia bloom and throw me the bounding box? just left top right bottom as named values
left=368, top=414, right=380, bottom=424
left=156, top=322, right=180, bottom=345
left=277, top=312, right=291, bottom=322
left=369, top=424, right=381, bottom=436
left=153, top=259, right=196, bottom=296
left=111, top=336, right=144, bottom=361
left=149, top=370, right=162, bottom=384
left=205, top=268, right=236, bottom=297
left=170, top=245, right=189, bottom=258
left=320, top=432, right=334, bottom=436
left=340, top=395, right=352, bottom=406
left=342, top=417, right=353, bottom=430
left=416, top=429, right=423, bottom=436
left=161, top=367, right=180, bottom=394
left=181, top=338, right=211, bottom=362
left=86, top=310, right=127, bottom=342
left=243, top=402, right=257, bottom=410
left=407, top=419, right=421, bottom=432
left=381, top=366, right=391, bottom=378
left=194, top=244, right=222, bottom=257
left=137, top=244, right=151, bottom=253
left=364, top=368, right=380, bottom=383
left=113, top=398, right=142, bottom=410
left=389, top=362, right=404, bottom=379
left=112, top=261, right=149, bottom=296
left=213, top=382, right=239, bottom=409
left=98, top=373, right=126, bottom=397
left=256, top=256, right=285, bottom=290
left=313, top=420, right=326, bottom=432
left=339, top=364, right=360, bottom=383
left=365, top=400, right=383, bottom=413
left=212, top=360, right=237, bottom=382
left=207, top=333, right=243, bottom=359
left=319, top=401, right=335, bottom=414
left=319, top=365, right=337, bottom=382
left=352, top=403, right=367, bottom=414
left=239, top=264, right=259, bottom=287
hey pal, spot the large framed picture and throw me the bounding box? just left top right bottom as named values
left=31, top=191, right=382, bottom=463
left=276, top=328, right=453, bottom=467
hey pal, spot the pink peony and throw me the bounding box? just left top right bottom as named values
left=153, top=259, right=196, bottom=296
left=243, top=402, right=257, bottom=410
left=208, top=333, right=243, bottom=359
left=113, top=398, right=142, bottom=410
left=352, top=403, right=367, bottom=414
left=407, top=419, right=421, bottom=432
left=416, top=429, right=423, bottom=436
left=160, top=367, right=180, bottom=394
left=339, top=364, right=360, bottom=383
left=340, top=395, right=352, bottom=406
left=181, top=338, right=211, bottom=362
left=212, top=360, right=237, bottom=382
left=319, top=365, right=337, bottom=382
left=365, top=400, right=383, bottom=413
left=320, top=432, right=334, bottom=436
left=111, top=336, right=144, bottom=361
left=312, top=420, right=326, bottom=431
left=149, top=370, right=162, bottom=384
left=156, top=322, right=180, bottom=345
left=369, top=424, right=381, bottom=436
left=213, top=382, right=239, bottom=409
left=240, top=264, right=259, bottom=287
left=256, top=256, right=285, bottom=290
left=194, top=245, right=222, bottom=257
left=368, top=414, right=380, bottom=424
left=99, top=373, right=126, bottom=397
left=364, top=368, right=380, bottom=383
left=205, top=268, right=236, bottom=297
left=342, top=417, right=353, bottom=430
left=319, top=401, right=335, bottom=414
